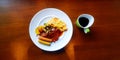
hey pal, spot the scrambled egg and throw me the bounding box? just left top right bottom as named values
left=47, top=17, right=67, bottom=31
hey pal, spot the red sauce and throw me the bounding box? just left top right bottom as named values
left=51, top=30, right=63, bottom=42
left=40, top=28, right=63, bottom=42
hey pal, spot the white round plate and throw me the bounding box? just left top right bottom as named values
left=29, top=8, right=73, bottom=51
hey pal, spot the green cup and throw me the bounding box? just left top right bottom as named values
left=76, top=14, right=94, bottom=34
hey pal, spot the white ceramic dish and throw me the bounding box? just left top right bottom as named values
left=29, top=8, right=73, bottom=51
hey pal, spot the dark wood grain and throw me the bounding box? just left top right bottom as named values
left=0, top=0, right=120, bottom=60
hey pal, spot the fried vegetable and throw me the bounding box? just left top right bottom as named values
left=35, top=27, right=40, bottom=35
left=37, top=26, right=44, bottom=32
left=35, top=26, right=44, bottom=35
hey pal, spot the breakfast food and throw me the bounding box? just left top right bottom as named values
left=35, top=17, right=67, bottom=46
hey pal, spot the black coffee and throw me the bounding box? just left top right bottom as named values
left=78, top=17, right=89, bottom=27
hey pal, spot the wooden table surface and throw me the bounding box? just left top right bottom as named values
left=0, top=0, right=120, bottom=60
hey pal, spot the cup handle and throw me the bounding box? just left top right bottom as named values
left=84, top=28, right=90, bottom=34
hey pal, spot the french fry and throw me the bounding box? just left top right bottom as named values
left=38, top=40, right=51, bottom=46
left=38, top=36, right=52, bottom=42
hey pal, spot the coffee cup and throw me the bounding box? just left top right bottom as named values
left=76, top=14, right=94, bottom=34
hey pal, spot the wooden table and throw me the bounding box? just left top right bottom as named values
left=0, top=0, right=120, bottom=60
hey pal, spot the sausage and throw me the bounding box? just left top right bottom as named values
left=38, top=40, right=51, bottom=46
left=38, top=36, right=52, bottom=42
